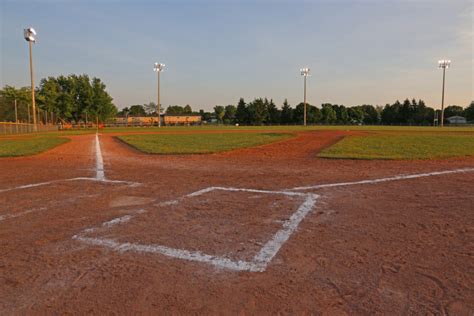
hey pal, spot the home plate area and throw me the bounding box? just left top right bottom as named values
left=74, top=187, right=318, bottom=272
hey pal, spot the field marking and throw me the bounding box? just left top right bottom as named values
left=0, top=207, right=48, bottom=222
left=0, top=134, right=140, bottom=194
left=74, top=188, right=318, bottom=272
left=73, top=167, right=474, bottom=272
left=95, top=133, right=105, bottom=181
left=288, top=167, right=474, bottom=191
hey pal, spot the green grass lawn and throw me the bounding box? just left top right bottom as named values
left=318, top=134, right=474, bottom=160
left=101, top=125, right=474, bottom=134
left=117, top=132, right=292, bottom=154
left=0, top=136, right=70, bottom=157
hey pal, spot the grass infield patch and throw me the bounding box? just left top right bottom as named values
left=318, top=134, right=474, bottom=160
left=0, top=136, right=70, bottom=157
left=117, top=132, right=292, bottom=154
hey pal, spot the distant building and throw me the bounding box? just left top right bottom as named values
left=164, top=115, right=201, bottom=126
left=112, top=115, right=201, bottom=126
left=446, top=116, right=467, bottom=124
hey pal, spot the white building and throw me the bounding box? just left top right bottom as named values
left=446, top=116, right=467, bottom=124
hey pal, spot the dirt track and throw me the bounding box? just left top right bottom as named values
left=1, top=130, right=473, bottom=314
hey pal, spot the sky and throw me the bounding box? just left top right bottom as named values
left=1, top=0, right=472, bottom=111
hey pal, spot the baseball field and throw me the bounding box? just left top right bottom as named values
left=1, top=126, right=473, bottom=314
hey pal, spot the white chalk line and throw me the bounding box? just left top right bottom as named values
left=95, top=133, right=105, bottom=181
left=0, top=207, right=48, bottom=222
left=288, top=167, right=474, bottom=191
left=74, top=188, right=318, bottom=272
left=157, top=186, right=308, bottom=207
left=73, top=167, right=474, bottom=272
left=0, top=177, right=140, bottom=194
left=0, top=133, right=140, bottom=194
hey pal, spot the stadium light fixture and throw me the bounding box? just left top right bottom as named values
left=24, top=27, right=37, bottom=130
left=300, top=67, right=310, bottom=126
left=153, top=62, right=165, bottom=127
left=438, top=59, right=451, bottom=127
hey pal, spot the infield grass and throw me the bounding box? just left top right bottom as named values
left=0, top=136, right=70, bottom=157
left=117, top=132, right=293, bottom=154
left=318, top=134, right=474, bottom=160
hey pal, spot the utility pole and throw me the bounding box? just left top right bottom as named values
left=24, top=27, right=37, bottom=131
left=14, top=99, right=18, bottom=133
left=300, top=67, right=310, bottom=126
left=153, top=62, right=165, bottom=127
left=438, top=59, right=451, bottom=127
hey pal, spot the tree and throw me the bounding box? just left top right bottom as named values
left=358, top=105, right=379, bottom=124
left=224, top=105, right=237, bottom=124
left=280, top=99, right=293, bottom=124
left=335, top=105, right=349, bottom=124
left=464, top=101, right=474, bottom=121
left=266, top=99, right=280, bottom=125
left=128, top=105, right=146, bottom=116
left=144, top=102, right=157, bottom=115
left=0, top=85, right=31, bottom=122
left=321, top=104, right=337, bottom=124
left=444, top=105, right=464, bottom=118
left=166, top=105, right=185, bottom=115
left=235, top=98, right=248, bottom=124
left=35, top=74, right=117, bottom=123
left=348, top=107, right=365, bottom=124
left=199, top=109, right=213, bottom=122
left=381, top=101, right=401, bottom=125
left=183, top=104, right=193, bottom=114
left=247, top=98, right=268, bottom=125
left=90, top=77, right=116, bottom=122
left=214, top=105, right=225, bottom=123
left=293, top=102, right=320, bottom=124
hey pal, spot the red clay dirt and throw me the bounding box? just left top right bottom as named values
left=1, top=130, right=473, bottom=314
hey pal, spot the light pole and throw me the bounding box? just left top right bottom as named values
left=438, top=59, right=451, bottom=127
left=24, top=27, right=37, bottom=131
left=153, top=62, right=165, bottom=127
left=300, top=67, right=310, bottom=126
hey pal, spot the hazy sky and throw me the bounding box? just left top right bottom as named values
left=1, top=0, right=472, bottom=111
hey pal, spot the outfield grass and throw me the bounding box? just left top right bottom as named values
left=101, top=125, right=474, bottom=134
left=0, top=136, right=70, bottom=157
left=318, top=134, right=474, bottom=160
left=1, top=125, right=473, bottom=157
left=117, top=132, right=293, bottom=154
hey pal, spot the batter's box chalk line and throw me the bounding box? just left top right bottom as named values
left=73, top=187, right=319, bottom=273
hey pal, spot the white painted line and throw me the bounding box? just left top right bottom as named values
left=95, top=133, right=105, bottom=181
left=74, top=188, right=318, bottom=272
left=253, top=193, right=318, bottom=266
left=102, top=215, right=133, bottom=227
left=73, top=235, right=259, bottom=272
left=0, top=177, right=140, bottom=194
left=0, top=207, right=48, bottom=222
left=0, top=180, right=63, bottom=193
left=289, top=167, right=474, bottom=191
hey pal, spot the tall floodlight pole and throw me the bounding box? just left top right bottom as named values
left=438, top=59, right=451, bottom=127
left=153, top=62, right=165, bottom=127
left=24, top=27, right=37, bottom=131
left=300, top=67, right=310, bottom=126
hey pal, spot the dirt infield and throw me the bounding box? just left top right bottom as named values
left=1, top=130, right=473, bottom=314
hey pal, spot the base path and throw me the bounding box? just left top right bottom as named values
left=1, top=130, right=473, bottom=314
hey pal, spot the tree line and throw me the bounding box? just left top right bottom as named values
left=2, top=80, right=473, bottom=126
left=0, top=74, right=117, bottom=124
left=115, top=98, right=474, bottom=126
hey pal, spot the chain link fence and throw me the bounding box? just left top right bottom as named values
left=0, top=122, right=59, bottom=135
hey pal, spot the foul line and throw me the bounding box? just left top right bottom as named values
left=95, top=133, right=105, bottom=181
left=288, top=167, right=474, bottom=191
left=0, top=134, right=140, bottom=194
